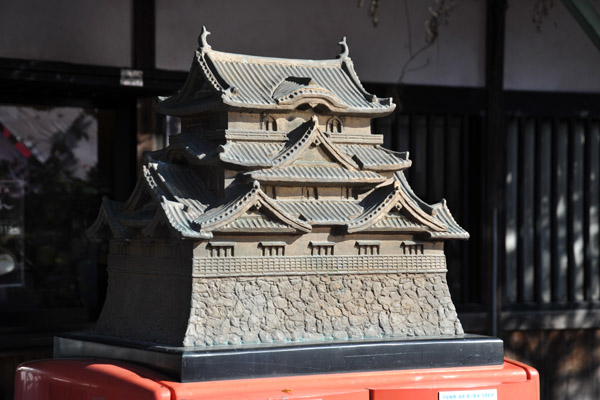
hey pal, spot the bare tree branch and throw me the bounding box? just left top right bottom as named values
left=398, top=0, right=457, bottom=82
left=533, top=0, right=555, bottom=32
left=358, top=0, right=381, bottom=27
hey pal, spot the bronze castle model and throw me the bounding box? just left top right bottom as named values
left=88, top=28, right=469, bottom=347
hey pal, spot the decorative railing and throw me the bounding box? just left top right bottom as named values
left=192, top=254, right=446, bottom=277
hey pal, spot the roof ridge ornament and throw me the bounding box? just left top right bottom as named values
left=198, top=26, right=212, bottom=51
left=337, top=37, right=349, bottom=60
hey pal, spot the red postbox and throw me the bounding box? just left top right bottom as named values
left=15, top=357, right=538, bottom=400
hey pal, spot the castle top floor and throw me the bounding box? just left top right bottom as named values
left=156, top=27, right=396, bottom=129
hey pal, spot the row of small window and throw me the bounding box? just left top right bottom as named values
left=262, top=115, right=343, bottom=133
left=207, top=241, right=425, bottom=258
left=263, top=186, right=356, bottom=200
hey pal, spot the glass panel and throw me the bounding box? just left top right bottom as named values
left=0, top=105, right=107, bottom=314
left=0, top=180, right=24, bottom=286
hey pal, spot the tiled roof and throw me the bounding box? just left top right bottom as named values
left=192, top=182, right=260, bottom=227
left=216, top=214, right=297, bottom=233
left=149, top=162, right=213, bottom=221
left=428, top=201, right=470, bottom=239
left=159, top=197, right=211, bottom=239
left=202, top=50, right=393, bottom=113
left=90, top=173, right=468, bottom=239
left=394, top=171, right=469, bottom=240
left=168, top=133, right=218, bottom=162
left=86, top=198, right=131, bottom=239
left=191, top=182, right=312, bottom=234
left=276, top=200, right=363, bottom=225
left=366, top=212, right=429, bottom=232
left=220, top=141, right=283, bottom=167
left=90, top=155, right=468, bottom=239
left=168, top=122, right=408, bottom=175
left=88, top=34, right=468, bottom=242
left=249, top=166, right=386, bottom=185
left=347, top=184, right=399, bottom=232
left=157, top=38, right=395, bottom=116
left=142, top=161, right=215, bottom=238
left=272, top=77, right=342, bottom=107
left=341, top=144, right=412, bottom=171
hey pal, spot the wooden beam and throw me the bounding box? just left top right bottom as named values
left=133, top=0, right=156, bottom=69
left=485, top=0, right=507, bottom=337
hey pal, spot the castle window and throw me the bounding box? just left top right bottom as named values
left=400, top=241, right=424, bottom=255
left=302, top=187, right=317, bottom=199
left=309, top=241, right=335, bottom=256
left=259, top=241, right=286, bottom=256
left=208, top=242, right=235, bottom=257
left=265, top=185, right=277, bottom=198
left=356, top=240, right=380, bottom=255
left=326, top=117, right=343, bottom=133
left=264, top=115, right=277, bottom=131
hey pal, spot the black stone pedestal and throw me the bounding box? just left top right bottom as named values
left=54, top=333, right=503, bottom=382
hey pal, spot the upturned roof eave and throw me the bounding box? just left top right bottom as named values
left=250, top=176, right=387, bottom=186
left=203, top=48, right=345, bottom=67
left=359, top=161, right=412, bottom=172
left=158, top=99, right=395, bottom=118
left=157, top=44, right=397, bottom=118
left=158, top=34, right=397, bottom=118
left=157, top=100, right=395, bottom=119
left=193, top=182, right=312, bottom=234
left=225, top=99, right=396, bottom=117
left=156, top=96, right=228, bottom=116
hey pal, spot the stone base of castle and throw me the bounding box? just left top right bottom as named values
left=94, top=261, right=463, bottom=346
left=184, top=273, right=463, bottom=346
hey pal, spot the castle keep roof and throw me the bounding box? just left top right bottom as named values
left=165, top=118, right=411, bottom=173
left=88, top=154, right=468, bottom=240
left=157, top=30, right=395, bottom=116
left=88, top=30, right=468, bottom=243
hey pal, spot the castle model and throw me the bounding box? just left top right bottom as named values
left=88, top=28, right=469, bottom=347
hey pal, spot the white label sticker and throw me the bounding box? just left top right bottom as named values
left=439, top=389, right=498, bottom=400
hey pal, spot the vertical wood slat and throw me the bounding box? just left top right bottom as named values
left=412, top=115, right=428, bottom=199
left=552, top=120, right=569, bottom=303
left=461, top=115, right=473, bottom=304
left=446, top=115, right=463, bottom=223
left=429, top=115, right=446, bottom=202
left=475, top=114, right=488, bottom=305
left=568, top=121, right=585, bottom=302
left=504, top=117, right=519, bottom=304
left=535, top=119, right=552, bottom=303
left=393, top=109, right=599, bottom=309
left=518, top=118, right=535, bottom=303
left=445, top=115, right=464, bottom=300
left=396, top=114, right=410, bottom=155
left=586, top=120, right=600, bottom=301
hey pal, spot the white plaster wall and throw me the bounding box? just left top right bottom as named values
left=504, top=0, right=600, bottom=92
left=156, top=0, right=487, bottom=87
left=0, top=0, right=132, bottom=67
left=2, top=0, right=598, bottom=92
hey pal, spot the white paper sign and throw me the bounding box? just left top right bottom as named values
left=439, top=389, right=498, bottom=400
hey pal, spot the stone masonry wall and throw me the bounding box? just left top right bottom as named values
left=184, top=273, right=463, bottom=346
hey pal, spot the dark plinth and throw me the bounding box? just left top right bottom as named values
left=54, top=333, right=503, bottom=382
